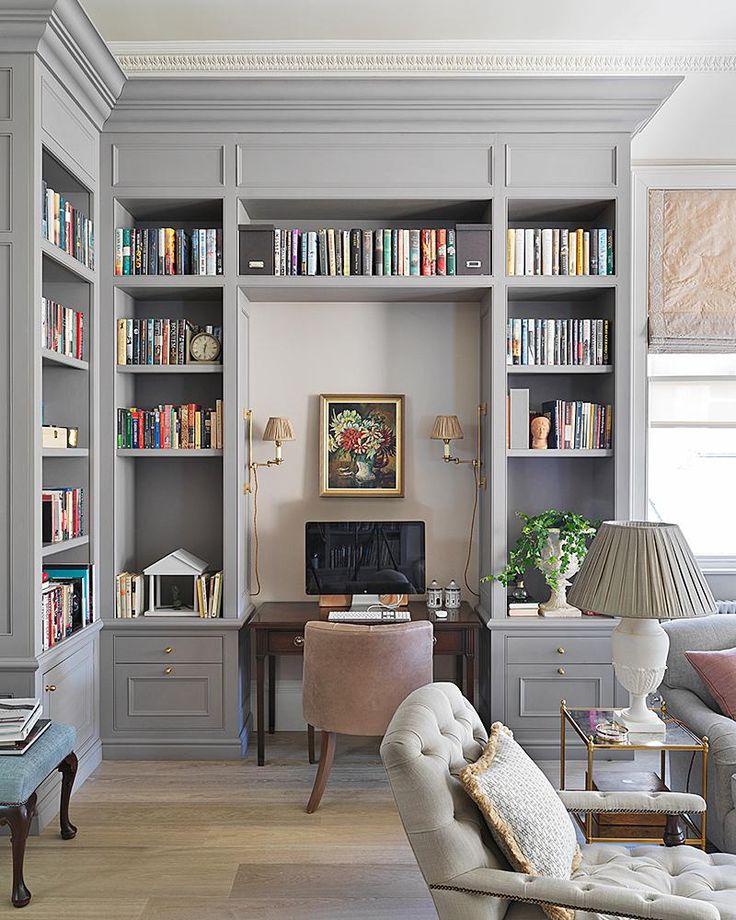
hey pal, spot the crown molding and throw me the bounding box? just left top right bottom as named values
left=107, top=40, right=736, bottom=78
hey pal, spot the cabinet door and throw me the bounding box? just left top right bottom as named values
left=506, top=664, right=615, bottom=734
left=114, top=663, right=223, bottom=732
left=42, top=644, right=96, bottom=749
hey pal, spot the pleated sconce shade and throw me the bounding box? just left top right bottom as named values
left=262, top=417, right=295, bottom=442
left=568, top=521, right=716, bottom=620
left=431, top=415, right=464, bottom=441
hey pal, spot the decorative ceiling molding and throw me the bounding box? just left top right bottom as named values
left=108, top=40, right=736, bottom=77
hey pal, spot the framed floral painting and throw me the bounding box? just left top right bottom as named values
left=319, top=394, right=404, bottom=497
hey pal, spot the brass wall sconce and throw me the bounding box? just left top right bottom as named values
left=243, top=410, right=295, bottom=494
left=430, top=403, right=487, bottom=490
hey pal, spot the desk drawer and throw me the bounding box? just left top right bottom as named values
left=114, top=663, right=223, bottom=731
left=433, top=630, right=464, bottom=655
left=114, top=635, right=223, bottom=664
left=266, top=627, right=464, bottom=655
left=506, top=635, right=610, bottom=666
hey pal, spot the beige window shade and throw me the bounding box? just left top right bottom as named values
left=649, top=189, right=736, bottom=353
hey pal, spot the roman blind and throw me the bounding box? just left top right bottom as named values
left=648, top=189, right=736, bottom=353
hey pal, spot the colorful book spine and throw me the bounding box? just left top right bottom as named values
left=117, top=400, right=224, bottom=450
left=42, top=297, right=84, bottom=361
left=506, top=318, right=610, bottom=367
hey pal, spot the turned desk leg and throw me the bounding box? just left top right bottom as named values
left=256, top=654, right=265, bottom=766
left=268, top=655, right=276, bottom=735
left=58, top=752, right=78, bottom=840
left=0, top=791, right=36, bottom=908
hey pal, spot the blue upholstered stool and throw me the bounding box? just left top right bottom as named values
left=0, top=722, right=77, bottom=908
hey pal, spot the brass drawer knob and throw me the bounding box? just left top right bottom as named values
left=293, top=635, right=305, bottom=648
left=164, top=646, right=174, bottom=654
left=557, top=647, right=565, bottom=655
left=164, top=667, right=173, bottom=675
left=46, top=684, right=56, bottom=692
left=432, top=636, right=437, bottom=646
left=557, top=667, right=566, bottom=675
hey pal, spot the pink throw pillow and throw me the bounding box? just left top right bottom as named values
left=685, top=647, right=736, bottom=719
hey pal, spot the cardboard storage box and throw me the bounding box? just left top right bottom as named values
left=239, top=224, right=275, bottom=275
left=456, top=223, right=492, bottom=275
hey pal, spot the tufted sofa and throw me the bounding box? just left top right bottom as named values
left=380, top=682, right=736, bottom=920
left=662, top=614, right=736, bottom=854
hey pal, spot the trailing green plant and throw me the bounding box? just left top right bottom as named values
left=482, top=509, right=598, bottom=591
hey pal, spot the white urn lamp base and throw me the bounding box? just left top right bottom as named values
left=611, top=617, right=669, bottom=736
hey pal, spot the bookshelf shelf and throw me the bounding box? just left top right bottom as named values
left=507, top=365, right=613, bottom=375
left=42, top=448, right=89, bottom=457
left=41, top=238, right=95, bottom=284
left=239, top=275, right=491, bottom=304
left=116, top=364, right=223, bottom=374
left=505, top=276, right=615, bottom=291
left=116, top=448, right=223, bottom=458
left=41, top=534, right=90, bottom=557
left=41, top=348, right=89, bottom=371
left=507, top=449, right=613, bottom=458
left=113, top=276, right=225, bottom=292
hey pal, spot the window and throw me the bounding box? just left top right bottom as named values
left=648, top=354, right=736, bottom=569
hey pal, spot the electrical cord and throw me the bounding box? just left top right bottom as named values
left=250, top=464, right=261, bottom=597
left=464, top=463, right=480, bottom=598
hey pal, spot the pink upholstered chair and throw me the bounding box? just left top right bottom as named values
left=302, top=620, right=433, bottom=813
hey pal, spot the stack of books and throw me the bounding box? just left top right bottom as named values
left=195, top=571, right=223, bottom=618
left=0, top=699, right=50, bottom=756
left=42, top=181, right=94, bottom=269
left=274, top=227, right=457, bottom=276
left=507, top=318, right=610, bottom=366
left=42, top=487, right=84, bottom=544
left=116, top=319, right=222, bottom=366
left=506, top=227, right=613, bottom=276
left=42, top=297, right=85, bottom=361
left=117, top=400, right=224, bottom=450
left=114, top=228, right=223, bottom=275
left=508, top=599, right=540, bottom=617
left=541, top=399, right=613, bottom=450
left=115, top=572, right=145, bottom=618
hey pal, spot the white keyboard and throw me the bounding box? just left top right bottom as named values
left=327, top=609, right=411, bottom=623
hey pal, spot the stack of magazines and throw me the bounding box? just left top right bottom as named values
left=0, top=699, right=50, bottom=755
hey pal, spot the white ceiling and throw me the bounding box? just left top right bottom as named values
left=82, top=0, right=736, bottom=44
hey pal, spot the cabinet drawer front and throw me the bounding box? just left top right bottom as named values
left=505, top=664, right=614, bottom=733
left=433, top=630, right=464, bottom=655
left=114, top=635, right=223, bottom=664
left=506, top=635, right=611, bottom=665
left=114, top=664, right=223, bottom=731
left=43, top=644, right=96, bottom=749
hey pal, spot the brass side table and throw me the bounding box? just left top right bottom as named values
left=560, top=701, right=708, bottom=849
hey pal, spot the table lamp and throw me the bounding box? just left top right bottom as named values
left=567, top=521, right=716, bottom=734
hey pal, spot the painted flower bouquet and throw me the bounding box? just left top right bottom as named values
left=328, top=408, right=396, bottom=483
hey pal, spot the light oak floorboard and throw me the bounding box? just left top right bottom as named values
left=0, top=734, right=436, bottom=920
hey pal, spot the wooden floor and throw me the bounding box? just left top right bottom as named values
left=0, top=734, right=438, bottom=920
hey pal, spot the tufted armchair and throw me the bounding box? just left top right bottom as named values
left=380, top=683, right=736, bottom=920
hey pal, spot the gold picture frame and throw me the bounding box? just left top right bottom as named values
left=319, top=394, right=404, bottom=497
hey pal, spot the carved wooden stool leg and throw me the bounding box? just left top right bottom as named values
left=58, top=752, right=78, bottom=840
left=664, top=814, right=686, bottom=847
left=307, top=724, right=316, bottom=764
left=1, top=791, right=36, bottom=908
left=306, top=730, right=336, bottom=814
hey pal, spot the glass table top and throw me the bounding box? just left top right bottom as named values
left=564, top=706, right=704, bottom=749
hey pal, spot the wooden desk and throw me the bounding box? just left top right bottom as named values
left=248, top=601, right=483, bottom=765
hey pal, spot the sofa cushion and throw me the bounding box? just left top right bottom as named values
left=663, top=614, right=736, bottom=709
left=686, top=646, right=736, bottom=719
left=460, top=723, right=580, bottom=920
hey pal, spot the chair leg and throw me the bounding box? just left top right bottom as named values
left=0, top=791, right=36, bottom=908
left=307, top=724, right=316, bottom=764
left=664, top=814, right=686, bottom=847
left=58, top=752, right=78, bottom=840
left=306, top=730, right=336, bottom=814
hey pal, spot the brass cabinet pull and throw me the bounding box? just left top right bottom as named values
left=46, top=684, right=56, bottom=692
left=557, top=667, right=566, bottom=675
left=164, top=646, right=174, bottom=654
left=293, top=635, right=305, bottom=648
left=557, top=647, right=565, bottom=655
left=432, top=636, right=437, bottom=646
left=164, top=667, right=173, bottom=675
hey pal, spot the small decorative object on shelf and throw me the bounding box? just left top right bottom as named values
left=426, top=580, right=444, bottom=610
left=444, top=580, right=462, bottom=610
left=507, top=578, right=540, bottom=617
left=42, top=425, right=68, bottom=449
left=506, top=227, right=613, bottom=276
left=509, top=578, right=529, bottom=603
left=42, top=298, right=85, bottom=361
left=530, top=415, right=550, bottom=450
left=141, top=548, right=223, bottom=618
left=507, top=318, right=610, bottom=366
left=117, top=400, right=223, bottom=450
left=189, top=329, right=222, bottom=364
left=117, top=318, right=222, bottom=366
left=594, top=719, right=629, bottom=744
left=42, top=181, right=94, bottom=270
left=485, top=509, right=597, bottom=618
left=114, top=227, right=222, bottom=276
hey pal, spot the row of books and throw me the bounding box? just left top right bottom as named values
left=115, top=572, right=145, bottom=618
left=42, top=579, right=74, bottom=650
left=114, top=228, right=223, bottom=276
left=116, top=318, right=222, bottom=366
left=42, top=297, right=85, bottom=361
left=0, top=700, right=50, bottom=755
left=42, top=181, right=94, bottom=270
left=114, top=571, right=223, bottom=618
left=505, top=228, right=613, bottom=276
left=196, top=572, right=223, bottom=618
left=507, top=318, right=610, bottom=366
left=117, top=400, right=224, bottom=450
left=542, top=399, right=613, bottom=451
left=274, top=228, right=457, bottom=276
left=42, top=487, right=84, bottom=544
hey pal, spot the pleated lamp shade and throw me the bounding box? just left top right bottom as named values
left=431, top=415, right=464, bottom=441
left=262, top=417, right=295, bottom=442
left=567, top=521, right=716, bottom=620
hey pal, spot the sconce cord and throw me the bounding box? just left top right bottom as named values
left=251, top=464, right=262, bottom=597
left=464, top=463, right=480, bottom=598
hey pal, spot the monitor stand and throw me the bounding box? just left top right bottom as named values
left=317, top=593, right=408, bottom=609
left=349, top=594, right=382, bottom=612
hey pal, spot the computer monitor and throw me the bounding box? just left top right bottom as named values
left=305, top=521, right=426, bottom=597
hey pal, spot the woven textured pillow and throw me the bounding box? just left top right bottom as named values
left=460, top=722, right=581, bottom=920
left=686, top=646, right=736, bottom=719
